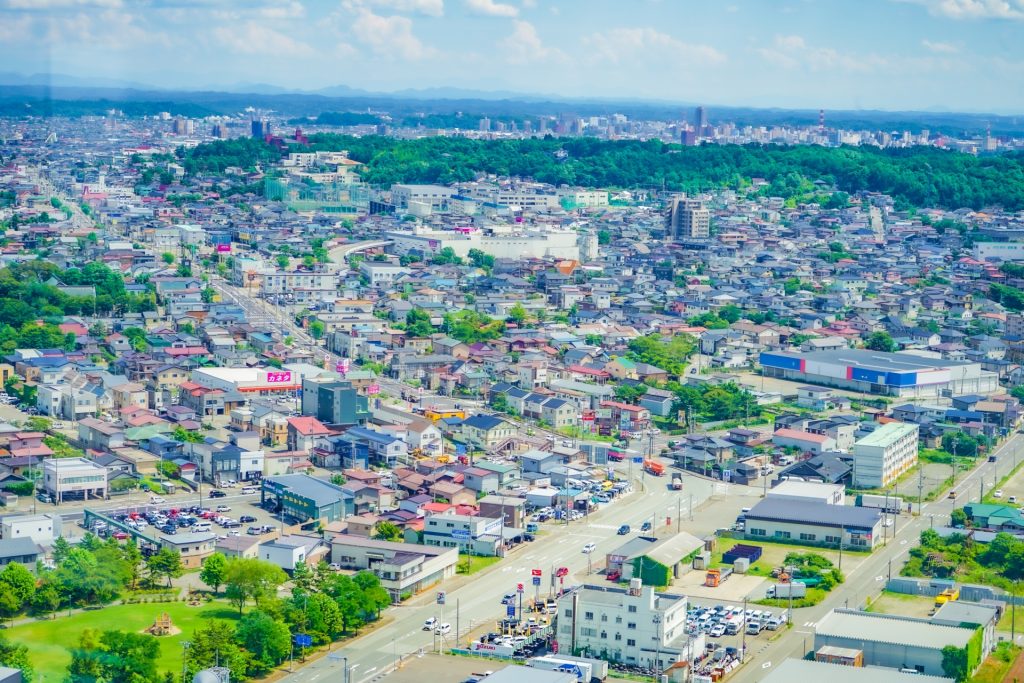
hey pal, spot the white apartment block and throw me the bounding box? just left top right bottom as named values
left=556, top=580, right=696, bottom=670
left=260, top=272, right=339, bottom=303
left=852, top=422, right=919, bottom=488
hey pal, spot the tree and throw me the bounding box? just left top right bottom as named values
left=942, top=431, right=984, bottom=458
left=942, top=645, right=969, bottom=682
left=309, top=320, right=325, bottom=340
left=431, top=247, right=462, bottom=266
left=950, top=508, right=968, bottom=527
left=718, top=304, right=742, bottom=324
left=200, top=552, right=228, bottom=594
left=161, top=252, right=175, bottom=265
left=467, top=248, right=494, bottom=270
left=172, top=425, right=204, bottom=444
left=0, top=633, right=33, bottom=683
left=0, top=592, right=20, bottom=624
left=507, top=303, right=527, bottom=325
left=145, top=546, right=183, bottom=587
left=276, top=254, right=290, bottom=269
left=0, top=562, right=35, bottom=609
left=32, top=582, right=60, bottom=618
left=235, top=611, right=290, bottom=675
left=865, top=331, right=897, bottom=352
left=597, top=229, right=611, bottom=245
left=185, top=621, right=252, bottom=682
left=373, top=521, right=403, bottom=542
left=353, top=571, right=391, bottom=618
left=224, top=557, right=288, bottom=615
left=405, top=308, right=435, bottom=337
left=71, top=630, right=161, bottom=683
left=614, top=383, right=647, bottom=404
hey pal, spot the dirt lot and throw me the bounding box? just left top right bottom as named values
left=866, top=591, right=936, bottom=619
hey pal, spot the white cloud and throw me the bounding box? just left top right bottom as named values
left=465, top=0, right=518, bottom=17
left=213, top=20, right=313, bottom=56
left=1, top=0, right=122, bottom=7
left=584, top=27, right=725, bottom=66
left=258, top=1, right=306, bottom=19
left=351, top=8, right=434, bottom=60
left=921, top=38, right=959, bottom=52
left=757, top=34, right=888, bottom=72
left=897, top=0, right=1024, bottom=19
left=366, top=0, right=444, bottom=16
left=499, top=19, right=563, bottom=63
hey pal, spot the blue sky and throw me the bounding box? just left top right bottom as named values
left=1, top=0, right=1023, bottom=112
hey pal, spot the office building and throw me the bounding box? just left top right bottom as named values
left=330, top=536, right=458, bottom=600
left=744, top=498, right=882, bottom=549
left=694, top=106, right=708, bottom=135
left=421, top=511, right=512, bottom=556
left=851, top=422, right=919, bottom=488
left=665, top=195, right=710, bottom=240
left=251, top=118, right=271, bottom=139
left=301, top=377, right=369, bottom=427
left=261, top=474, right=353, bottom=523
left=42, top=457, right=107, bottom=503
left=759, top=349, right=999, bottom=398
left=555, top=579, right=695, bottom=670
left=1, top=513, right=61, bottom=545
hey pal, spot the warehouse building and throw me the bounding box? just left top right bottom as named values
left=759, top=349, right=998, bottom=398
left=767, top=480, right=846, bottom=506
left=330, top=536, right=458, bottom=600
left=744, top=498, right=882, bottom=549
left=813, top=609, right=986, bottom=677
left=852, top=422, right=919, bottom=488
left=760, top=659, right=949, bottom=683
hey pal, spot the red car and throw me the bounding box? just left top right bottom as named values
left=112, top=532, right=129, bottom=540
left=606, top=570, right=621, bottom=582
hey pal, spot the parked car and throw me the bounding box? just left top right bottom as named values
left=606, top=570, right=621, bottom=582
left=215, top=505, right=231, bottom=512
left=435, top=623, right=452, bottom=635
left=246, top=526, right=264, bottom=535
left=239, top=515, right=257, bottom=523
left=208, top=490, right=226, bottom=498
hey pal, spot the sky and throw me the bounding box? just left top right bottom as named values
left=1, top=0, right=1024, bottom=113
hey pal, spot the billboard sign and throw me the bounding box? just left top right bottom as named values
left=216, top=243, right=231, bottom=253
left=335, top=359, right=351, bottom=374
left=366, top=384, right=380, bottom=395
left=265, top=371, right=292, bottom=384
left=451, top=528, right=471, bottom=540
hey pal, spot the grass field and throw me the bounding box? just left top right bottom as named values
left=4, top=600, right=240, bottom=682
left=457, top=554, right=501, bottom=575
left=866, top=591, right=936, bottom=618
left=971, top=642, right=1020, bottom=683
left=711, top=537, right=854, bottom=577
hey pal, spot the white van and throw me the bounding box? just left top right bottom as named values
left=191, top=522, right=212, bottom=533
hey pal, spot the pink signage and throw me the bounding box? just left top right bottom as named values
left=265, top=371, right=292, bottom=384
left=366, top=384, right=380, bottom=395
left=216, top=243, right=231, bottom=253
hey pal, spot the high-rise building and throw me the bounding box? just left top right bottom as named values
left=680, top=129, right=697, bottom=147
left=251, top=118, right=271, bottom=139
left=694, top=106, right=707, bottom=135
left=666, top=195, right=710, bottom=240
left=478, top=117, right=491, bottom=132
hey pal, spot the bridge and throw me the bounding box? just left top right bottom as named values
left=83, top=508, right=161, bottom=548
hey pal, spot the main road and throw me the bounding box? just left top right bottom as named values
left=730, top=432, right=1024, bottom=683
left=279, top=470, right=762, bottom=683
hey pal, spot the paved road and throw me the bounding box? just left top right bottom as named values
left=731, top=432, right=1024, bottom=683
left=278, top=472, right=762, bottom=683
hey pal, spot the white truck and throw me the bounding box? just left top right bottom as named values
left=547, top=654, right=608, bottom=681
left=765, top=582, right=807, bottom=599
left=529, top=656, right=593, bottom=683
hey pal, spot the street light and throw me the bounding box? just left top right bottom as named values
left=652, top=614, right=662, bottom=679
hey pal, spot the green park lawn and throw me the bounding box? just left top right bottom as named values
left=5, top=600, right=240, bottom=682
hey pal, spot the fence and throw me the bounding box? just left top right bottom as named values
left=885, top=578, right=1007, bottom=603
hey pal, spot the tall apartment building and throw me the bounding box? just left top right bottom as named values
left=852, top=422, right=919, bottom=488
left=1007, top=313, right=1024, bottom=338
left=665, top=195, right=710, bottom=240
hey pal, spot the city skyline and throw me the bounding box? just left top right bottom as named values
left=1, top=0, right=1024, bottom=113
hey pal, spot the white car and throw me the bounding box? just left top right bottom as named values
left=216, top=505, right=231, bottom=512
left=150, top=496, right=166, bottom=504
left=423, top=617, right=437, bottom=630
left=994, top=489, right=1004, bottom=498
left=582, top=542, right=597, bottom=554
left=709, top=624, right=726, bottom=638
left=435, top=623, right=452, bottom=635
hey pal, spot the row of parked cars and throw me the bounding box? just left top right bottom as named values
left=686, top=603, right=786, bottom=638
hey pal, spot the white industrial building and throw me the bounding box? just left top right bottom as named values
left=556, top=579, right=699, bottom=671
left=191, top=367, right=303, bottom=394
left=760, top=659, right=950, bottom=683
left=767, top=480, right=845, bottom=506
left=383, top=224, right=586, bottom=261
left=814, top=609, right=988, bottom=677
left=1, top=513, right=61, bottom=545
left=852, top=422, right=919, bottom=488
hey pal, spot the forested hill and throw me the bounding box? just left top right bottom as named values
left=180, top=136, right=1024, bottom=211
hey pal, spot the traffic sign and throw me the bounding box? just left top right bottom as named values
left=293, top=634, right=312, bottom=647
left=531, top=569, right=542, bottom=576
left=506, top=604, right=516, bottom=617
left=632, top=456, right=643, bottom=464
left=516, top=583, right=524, bottom=592
left=436, top=591, right=446, bottom=605
left=532, top=576, right=541, bottom=586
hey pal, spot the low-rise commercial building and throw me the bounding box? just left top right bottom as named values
left=159, top=532, right=216, bottom=569
left=852, top=422, right=919, bottom=488
left=261, top=474, right=353, bottom=523
left=744, top=498, right=882, bottom=549
left=420, top=512, right=512, bottom=556
left=42, top=457, right=107, bottom=503
left=330, top=536, right=458, bottom=600
left=1, top=513, right=61, bottom=545
left=760, top=659, right=949, bottom=683
left=767, top=480, right=845, bottom=506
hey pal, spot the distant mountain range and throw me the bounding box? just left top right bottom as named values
left=0, top=71, right=1020, bottom=136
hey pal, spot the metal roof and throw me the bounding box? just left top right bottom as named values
left=761, top=659, right=949, bottom=683
left=855, top=422, right=918, bottom=449
left=747, top=498, right=880, bottom=529
left=816, top=609, right=975, bottom=649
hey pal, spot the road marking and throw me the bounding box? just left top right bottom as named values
left=900, top=540, right=907, bottom=545
left=875, top=576, right=884, bottom=581
left=762, top=662, right=772, bottom=669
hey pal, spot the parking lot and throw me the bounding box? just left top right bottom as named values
left=685, top=598, right=785, bottom=672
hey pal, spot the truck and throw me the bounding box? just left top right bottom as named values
left=705, top=567, right=732, bottom=587
left=765, top=582, right=807, bottom=599
left=644, top=460, right=665, bottom=476
left=935, top=587, right=960, bottom=607
left=856, top=493, right=904, bottom=514
left=529, top=656, right=593, bottom=683
left=671, top=472, right=683, bottom=490
left=545, top=654, right=608, bottom=682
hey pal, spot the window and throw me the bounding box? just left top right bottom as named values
left=614, top=633, right=622, bottom=641
left=564, top=610, right=573, bottom=618
left=627, top=622, right=636, bottom=630
left=628, top=605, right=637, bottom=613
left=799, top=533, right=816, bottom=541
left=615, top=616, right=622, bottom=624
left=585, top=611, right=594, bottom=620
left=581, top=627, right=597, bottom=637
left=750, top=528, right=767, bottom=536
left=601, top=614, right=608, bottom=622
left=825, top=535, right=840, bottom=544
left=774, top=531, right=791, bottom=539
left=627, top=639, right=636, bottom=647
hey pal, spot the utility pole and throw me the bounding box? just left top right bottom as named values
left=917, top=465, right=924, bottom=516
left=677, top=497, right=682, bottom=533
left=741, top=597, right=748, bottom=661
